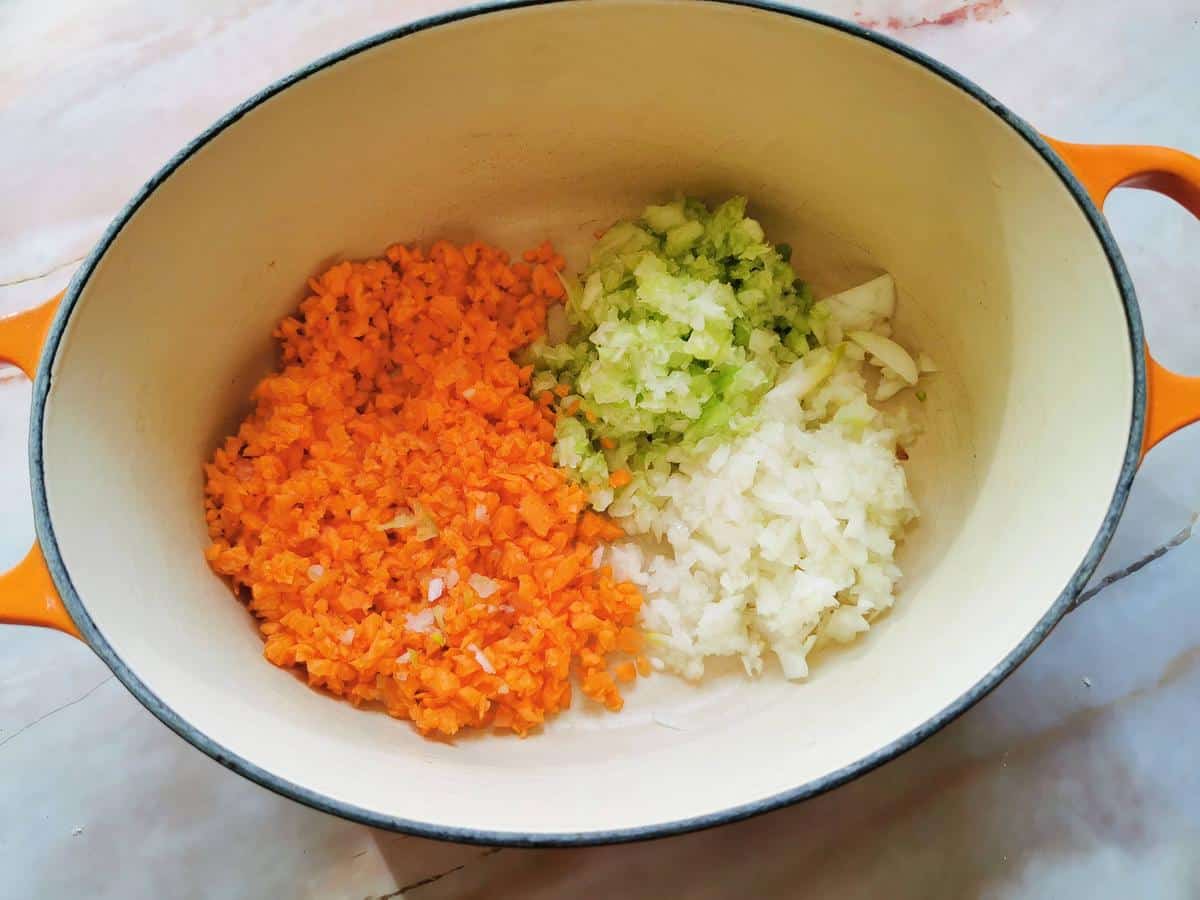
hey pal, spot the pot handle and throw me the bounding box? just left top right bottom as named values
left=0, top=295, right=80, bottom=638
left=1044, top=138, right=1200, bottom=457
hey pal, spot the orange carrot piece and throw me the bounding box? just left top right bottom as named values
left=608, top=469, right=632, bottom=488
left=518, top=494, right=555, bottom=539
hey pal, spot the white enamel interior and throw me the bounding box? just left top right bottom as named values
left=39, top=1, right=1134, bottom=837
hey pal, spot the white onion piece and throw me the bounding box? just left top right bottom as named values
left=826, top=607, right=870, bottom=643
left=848, top=331, right=918, bottom=385
left=761, top=345, right=842, bottom=414
left=824, top=274, right=895, bottom=331
left=875, top=375, right=907, bottom=401
left=404, top=608, right=436, bottom=633
left=468, top=573, right=499, bottom=598
left=917, top=351, right=939, bottom=374
left=467, top=642, right=496, bottom=674
left=378, top=510, right=415, bottom=530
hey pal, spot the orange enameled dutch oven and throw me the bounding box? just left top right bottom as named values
left=1, top=0, right=1198, bottom=845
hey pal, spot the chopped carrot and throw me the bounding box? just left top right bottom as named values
left=562, top=399, right=581, bottom=417
left=579, top=511, right=624, bottom=542
left=616, top=627, right=642, bottom=654
left=554, top=383, right=570, bottom=397
left=518, top=494, right=555, bottom=539
left=204, top=239, right=642, bottom=738
left=599, top=437, right=617, bottom=450
left=609, top=469, right=632, bottom=488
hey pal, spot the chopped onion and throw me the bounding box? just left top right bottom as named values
left=377, top=509, right=416, bottom=530
left=404, top=608, right=436, bottom=633
left=590, top=487, right=614, bottom=511
left=649, top=657, right=665, bottom=671
left=414, top=503, right=439, bottom=541
left=445, top=569, right=460, bottom=588
left=917, top=351, right=939, bottom=374
left=427, top=577, right=444, bottom=603
left=474, top=504, right=489, bottom=522
left=761, top=345, right=842, bottom=414
left=462, top=387, right=477, bottom=399
left=467, top=642, right=496, bottom=674
left=848, top=331, right=918, bottom=385
left=826, top=606, right=871, bottom=643
left=824, top=274, right=895, bottom=331
left=307, top=564, right=325, bottom=581
left=339, top=628, right=355, bottom=646
left=875, top=377, right=906, bottom=402
left=591, top=545, right=604, bottom=568
left=468, top=573, right=499, bottom=598
left=498, top=683, right=510, bottom=695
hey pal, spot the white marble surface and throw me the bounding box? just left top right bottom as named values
left=3, top=1, right=1200, bottom=896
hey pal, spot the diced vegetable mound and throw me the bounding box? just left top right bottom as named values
left=530, top=197, right=816, bottom=505
left=204, top=240, right=645, bottom=738
left=535, top=197, right=929, bottom=682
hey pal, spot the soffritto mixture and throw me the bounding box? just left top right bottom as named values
left=204, top=198, right=931, bottom=738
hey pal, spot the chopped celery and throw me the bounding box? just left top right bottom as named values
left=532, top=196, right=814, bottom=498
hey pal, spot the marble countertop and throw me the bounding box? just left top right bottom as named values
left=3, top=1, right=1199, bottom=896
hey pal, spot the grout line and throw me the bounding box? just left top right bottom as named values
left=0, top=675, right=115, bottom=750
left=384, top=863, right=467, bottom=897
left=1071, top=513, right=1197, bottom=610
left=377, top=849, right=502, bottom=898
left=0, top=254, right=86, bottom=288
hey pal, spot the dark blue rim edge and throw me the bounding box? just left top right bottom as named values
left=27, top=0, right=1145, bottom=848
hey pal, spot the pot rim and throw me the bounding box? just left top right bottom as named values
left=27, top=0, right=1146, bottom=847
